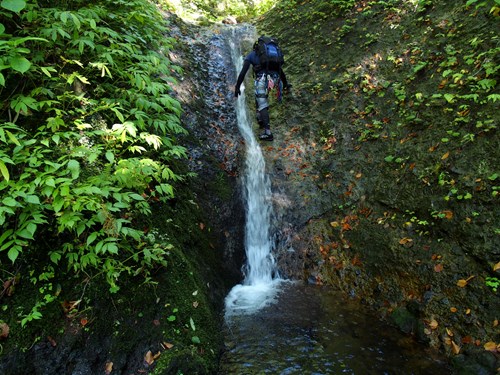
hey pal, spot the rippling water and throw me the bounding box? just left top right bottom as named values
left=221, top=283, right=451, bottom=374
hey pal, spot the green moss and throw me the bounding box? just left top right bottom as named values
left=0, top=181, right=224, bottom=373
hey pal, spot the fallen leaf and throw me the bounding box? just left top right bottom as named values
left=2, top=277, right=16, bottom=297
left=105, top=361, right=113, bottom=375
left=466, top=308, right=471, bottom=315
left=457, top=279, right=468, bottom=287
left=442, top=210, right=453, bottom=219
left=429, top=319, right=439, bottom=330
left=444, top=337, right=452, bottom=345
left=457, top=275, right=475, bottom=288
left=484, top=341, right=497, bottom=352
left=162, top=342, right=174, bottom=349
left=330, top=221, right=340, bottom=228
left=441, top=151, right=450, bottom=160
left=199, top=223, right=205, bottom=230
left=434, top=263, right=444, bottom=273
left=0, top=323, right=9, bottom=339
left=451, top=340, right=461, bottom=354
left=192, top=301, right=199, bottom=308
left=493, top=319, right=498, bottom=327
left=80, top=318, right=88, bottom=326
left=450, top=307, right=458, bottom=313
left=342, top=222, right=352, bottom=231
left=144, top=350, right=154, bottom=365
left=61, top=300, right=81, bottom=314
left=446, top=328, right=454, bottom=337
left=47, top=336, right=57, bottom=347
left=493, top=261, right=500, bottom=271
left=462, top=336, right=473, bottom=344
left=399, top=237, right=413, bottom=245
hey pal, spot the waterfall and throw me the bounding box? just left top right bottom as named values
left=224, top=28, right=282, bottom=318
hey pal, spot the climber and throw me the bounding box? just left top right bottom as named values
left=234, top=36, right=291, bottom=141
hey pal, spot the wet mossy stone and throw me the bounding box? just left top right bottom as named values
left=389, top=306, right=418, bottom=335
left=451, top=352, right=498, bottom=375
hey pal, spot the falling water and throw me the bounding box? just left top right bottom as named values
left=224, top=28, right=283, bottom=317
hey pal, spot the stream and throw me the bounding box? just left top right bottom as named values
left=218, top=26, right=451, bottom=374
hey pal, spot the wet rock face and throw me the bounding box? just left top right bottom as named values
left=168, top=18, right=248, bottom=283
left=253, top=2, right=499, bottom=372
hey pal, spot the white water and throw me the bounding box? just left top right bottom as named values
left=224, top=29, right=283, bottom=318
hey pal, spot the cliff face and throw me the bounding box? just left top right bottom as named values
left=251, top=0, right=499, bottom=372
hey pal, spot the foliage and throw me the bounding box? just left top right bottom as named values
left=159, top=0, right=277, bottom=22
left=0, top=0, right=187, bottom=320
left=485, top=276, right=499, bottom=292
left=259, top=0, right=499, bottom=365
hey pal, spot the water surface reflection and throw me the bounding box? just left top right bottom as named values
left=221, top=283, right=451, bottom=374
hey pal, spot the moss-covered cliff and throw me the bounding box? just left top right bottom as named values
left=254, top=0, right=498, bottom=372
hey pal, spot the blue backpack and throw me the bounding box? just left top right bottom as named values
left=254, top=36, right=284, bottom=72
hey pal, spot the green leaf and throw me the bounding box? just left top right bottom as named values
left=50, top=251, right=61, bottom=264
left=0, top=160, right=9, bottom=181
left=17, top=228, right=34, bottom=239
left=46, top=178, right=56, bottom=187
left=67, top=159, right=80, bottom=179
left=60, top=11, right=68, bottom=24
left=191, top=336, right=201, bottom=344
left=129, top=193, right=145, bottom=201
left=444, top=94, right=455, bottom=103
left=70, top=13, right=81, bottom=29
left=7, top=245, right=20, bottom=263
left=26, top=222, right=37, bottom=236
left=0, top=229, right=13, bottom=246
left=0, top=240, right=14, bottom=252
left=4, top=130, right=21, bottom=146
left=1, top=0, right=26, bottom=13
left=189, top=317, right=196, bottom=331
left=105, top=151, right=114, bottom=163
left=25, top=195, right=40, bottom=204
left=76, top=222, right=85, bottom=237
left=9, top=56, right=31, bottom=73
left=40, top=66, right=57, bottom=77
left=87, top=232, right=98, bottom=246
left=106, top=243, right=118, bottom=254
left=2, top=197, right=18, bottom=207
left=412, top=61, right=427, bottom=73
left=0, top=72, right=5, bottom=86
left=110, top=107, right=125, bottom=123
left=88, top=152, right=99, bottom=163
left=52, top=196, right=65, bottom=213
left=487, top=94, right=500, bottom=103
